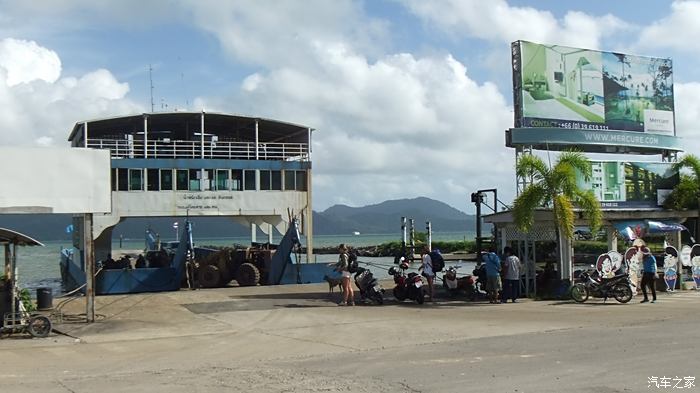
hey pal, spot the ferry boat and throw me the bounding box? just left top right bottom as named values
left=60, top=111, right=331, bottom=295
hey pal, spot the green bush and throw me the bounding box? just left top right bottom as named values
left=19, top=288, right=35, bottom=312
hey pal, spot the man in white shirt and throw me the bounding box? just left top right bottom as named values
left=502, top=247, right=522, bottom=303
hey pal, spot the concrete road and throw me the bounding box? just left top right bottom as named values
left=1, top=283, right=698, bottom=392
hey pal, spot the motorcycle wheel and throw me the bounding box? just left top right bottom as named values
left=613, top=284, right=633, bottom=304
left=393, top=287, right=407, bottom=301
left=570, top=283, right=588, bottom=303
left=372, top=291, right=384, bottom=305
left=415, top=287, right=425, bottom=304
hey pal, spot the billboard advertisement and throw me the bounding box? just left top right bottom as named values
left=575, top=161, right=679, bottom=208
left=512, top=41, right=675, bottom=135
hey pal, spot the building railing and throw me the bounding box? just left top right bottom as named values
left=86, top=138, right=309, bottom=161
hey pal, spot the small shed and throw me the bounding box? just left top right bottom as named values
left=483, top=208, right=697, bottom=296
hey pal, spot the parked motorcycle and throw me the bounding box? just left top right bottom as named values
left=470, top=264, right=489, bottom=301
left=388, top=263, right=424, bottom=304
left=353, top=267, right=384, bottom=305
left=442, top=265, right=475, bottom=299
left=570, top=270, right=633, bottom=304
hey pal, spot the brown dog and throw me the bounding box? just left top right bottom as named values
left=323, top=275, right=343, bottom=294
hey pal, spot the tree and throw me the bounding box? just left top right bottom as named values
left=513, top=151, right=602, bottom=240
left=670, top=154, right=700, bottom=239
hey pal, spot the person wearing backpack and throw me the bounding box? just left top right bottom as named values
left=419, top=245, right=435, bottom=302
left=502, top=247, right=522, bottom=303
left=331, top=244, right=355, bottom=306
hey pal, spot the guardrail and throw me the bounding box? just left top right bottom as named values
left=86, top=139, right=309, bottom=161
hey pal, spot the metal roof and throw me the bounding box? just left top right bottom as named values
left=0, top=227, right=44, bottom=246
left=67, top=111, right=314, bottom=142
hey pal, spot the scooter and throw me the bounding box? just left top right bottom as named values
left=388, top=262, right=424, bottom=304
left=353, top=267, right=384, bottom=305
left=470, top=264, right=489, bottom=301
left=570, top=270, right=633, bottom=303
left=442, top=265, right=475, bottom=299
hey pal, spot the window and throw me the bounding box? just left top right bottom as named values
left=176, top=170, right=188, bottom=190
left=283, top=170, right=307, bottom=191
left=111, top=168, right=117, bottom=191
left=244, top=170, right=256, bottom=190
left=284, top=170, right=295, bottom=191
left=260, top=170, right=271, bottom=190
left=117, top=168, right=128, bottom=191
left=160, top=169, right=173, bottom=190
left=129, top=169, right=144, bottom=191
left=231, top=170, right=243, bottom=191
left=271, top=170, right=281, bottom=190
left=295, top=170, right=307, bottom=191
left=189, top=169, right=200, bottom=191
left=203, top=169, right=214, bottom=191
left=215, top=170, right=229, bottom=191
left=147, top=169, right=159, bottom=191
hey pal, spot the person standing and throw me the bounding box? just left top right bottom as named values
left=640, top=246, right=657, bottom=303
left=334, top=244, right=355, bottom=306
left=483, top=248, right=502, bottom=304
left=419, top=245, right=435, bottom=302
left=502, top=247, right=521, bottom=303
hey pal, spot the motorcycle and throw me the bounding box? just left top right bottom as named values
left=442, top=265, right=476, bottom=299
left=570, top=270, right=633, bottom=304
left=388, top=262, right=424, bottom=304
left=353, top=266, right=384, bottom=305
left=470, top=264, right=489, bottom=301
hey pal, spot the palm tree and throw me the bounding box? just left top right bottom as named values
left=513, top=151, right=602, bottom=282
left=671, top=154, right=700, bottom=239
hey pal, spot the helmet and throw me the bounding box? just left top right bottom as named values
left=388, top=267, right=397, bottom=276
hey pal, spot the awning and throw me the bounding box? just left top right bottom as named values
left=0, top=227, right=44, bottom=247
left=613, top=220, right=688, bottom=240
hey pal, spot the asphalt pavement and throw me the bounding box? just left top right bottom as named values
left=1, top=281, right=698, bottom=392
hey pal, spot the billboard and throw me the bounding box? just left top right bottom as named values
left=512, top=41, right=674, bottom=135
left=575, top=161, right=679, bottom=208
left=0, top=147, right=111, bottom=214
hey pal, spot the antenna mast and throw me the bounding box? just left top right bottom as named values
left=149, top=64, right=155, bottom=113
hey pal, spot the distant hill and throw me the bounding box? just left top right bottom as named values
left=313, top=197, right=475, bottom=235
left=0, top=197, right=476, bottom=240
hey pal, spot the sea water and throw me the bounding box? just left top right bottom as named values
left=13, top=231, right=474, bottom=296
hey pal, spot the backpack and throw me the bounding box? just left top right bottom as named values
left=428, top=250, right=445, bottom=272
left=347, top=252, right=359, bottom=273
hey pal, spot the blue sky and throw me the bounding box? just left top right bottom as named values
left=1, top=0, right=699, bottom=213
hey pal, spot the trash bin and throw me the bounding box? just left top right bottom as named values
left=36, top=287, right=53, bottom=311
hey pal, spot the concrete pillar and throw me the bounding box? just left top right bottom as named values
left=251, top=222, right=257, bottom=243
left=84, top=213, right=95, bottom=323
left=558, top=226, right=573, bottom=282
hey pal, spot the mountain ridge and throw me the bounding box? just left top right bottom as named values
left=0, top=197, right=475, bottom=240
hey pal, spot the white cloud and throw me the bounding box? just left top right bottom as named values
left=0, top=39, right=142, bottom=147
left=637, top=1, right=700, bottom=53
left=186, top=0, right=389, bottom=69
left=199, top=42, right=513, bottom=210
left=400, top=0, right=629, bottom=49
left=673, top=82, right=700, bottom=154
left=0, top=38, right=61, bottom=86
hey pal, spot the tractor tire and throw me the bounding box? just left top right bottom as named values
left=199, top=265, right=222, bottom=288
left=237, top=262, right=261, bottom=286
left=215, top=250, right=233, bottom=284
